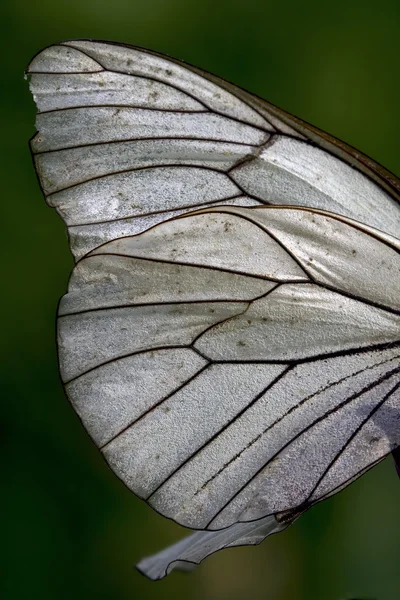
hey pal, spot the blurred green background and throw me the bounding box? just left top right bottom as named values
left=2, top=0, right=400, bottom=599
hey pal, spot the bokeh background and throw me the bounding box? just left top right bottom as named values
left=3, top=1, right=400, bottom=599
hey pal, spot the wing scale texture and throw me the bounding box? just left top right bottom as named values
left=27, top=40, right=400, bottom=580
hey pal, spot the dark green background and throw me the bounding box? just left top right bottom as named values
left=3, top=1, right=400, bottom=598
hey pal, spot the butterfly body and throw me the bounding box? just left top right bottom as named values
left=27, top=40, right=400, bottom=580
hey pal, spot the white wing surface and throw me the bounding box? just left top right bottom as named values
left=28, top=40, right=400, bottom=261
left=27, top=41, right=400, bottom=580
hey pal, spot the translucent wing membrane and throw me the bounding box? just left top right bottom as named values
left=27, top=40, right=400, bottom=580
left=59, top=207, right=400, bottom=576
left=136, top=515, right=290, bottom=580
left=28, top=40, right=400, bottom=261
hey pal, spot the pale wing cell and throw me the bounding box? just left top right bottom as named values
left=59, top=255, right=277, bottom=315
left=231, top=136, right=400, bottom=237
left=33, top=139, right=256, bottom=195
left=28, top=44, right=102, bottom=73
left=62, top=40, right=273, bottom=130
left=58, top=301, right=247, bottom=382
left=47, top=167, right=239, bottom=225
left=103, top=363, right=286, bottom=498
left=68, top=196, right=261, bottom=259
left=212, top=369, right=400, bottom=528
left=194, top=284, right=400, bottom=362
left=249, top=207, right=400, bottom=311
left=91, top=211, right=309, bottom=280
left=150, top=348, right=400, bottom=527
left=32, top=108, right=268, bottom=153
left=29, top=71, right=204, bottom=112
left=66, top=348, right=207, bottom=446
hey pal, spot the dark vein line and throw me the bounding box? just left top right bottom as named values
left=61, top=286, right=280, bottom=319
left=69, top=194, right=245, bottom=227
left=310, top=453, right=393, bottom=506
left=47, top=163, right=232, bottom=196
left=73, top=251, right=308, bottom=284
left=225, top=138, right=271, bottom=173
left=201, top=342, right=400, bottom=366
left=71, top=252, right=293, bottom=283
left=146, top=365, right=292, bottom=501
left=67, top=193, right=269, bottom=227
left=223, top=171, right=272, bottom=204
left=206, top=365, right=400, bottom=528
left=30, top=69, right=104, bottom=74
left=57, top=43, right=105, bottom=70
left=62, top=344, right=197, bottom=385
left=32, top=135, right=267, bottom=155
left=168, top=65, right=277, bottom=131
left=99, top=362, right=211, bottom=449
left=313, top=280, right=400, bottom=316
left=39, top=104, right=209, bottom=116
left=188, top=207, right=312, bottom=280
left=60, top=46, right=275, bottom=134
left=306, top=378, right=400, bottom=502
left=33, top=138, right=259, bottom=158
left=189, top=303, right=251, bottom=348
left=244, top=204, right=400, bottom=256
left=190, top=284, right=280, bottom=347
left=33, top=43, right=400, bottom=205
left=37, top=98, right=271, bottom=137
left=197, top=355, right=399, bottom=503
left=59, top=296, right=261, bottom=318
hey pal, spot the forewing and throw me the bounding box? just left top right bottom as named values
left=27, top=40, right=400, bottom=263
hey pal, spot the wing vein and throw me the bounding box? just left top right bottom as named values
left=206, top=365, right=400, bottom=527
left=62, top=344, right=207, bottom=385
left=73, top=252, right=299, bottom=283
left=32, top=135, right=266, bottom=155
left=46, top=163, right=231, bottom=196
left=68, top=194, right=245, bottom=227
left=99, top=363, right=211, bottom=448
left=305, top=378, right=400, bottom=502
left=146, top=365, right=292, bottom=500
left=38, top=105, right=210, bottom=116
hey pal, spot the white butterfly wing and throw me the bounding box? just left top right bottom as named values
left=28, top=39, right=400, bottom=260
left=27, top=40, right=400, bottom=580
left=136, top=514, right=289, bottom=580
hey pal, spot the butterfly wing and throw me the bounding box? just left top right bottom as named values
left=27, top=41, right=400, bottom=580
left=136, top=513, right=289, bottom=580
left=28, top=39, right=400, bottom=262
left=59, top=205, right=400, bottom=578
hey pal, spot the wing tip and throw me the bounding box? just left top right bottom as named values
left=26, top=40, right=103, bottom=76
